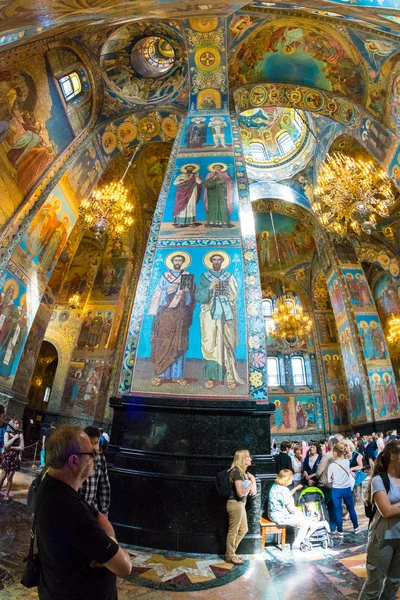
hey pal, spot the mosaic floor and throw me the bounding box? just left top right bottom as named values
left=1, top=467, right=398, bottom=599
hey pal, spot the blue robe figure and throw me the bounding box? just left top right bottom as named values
left=360, top=323, right=375, bottom=360
left=274, top=401, right=283, bottom=429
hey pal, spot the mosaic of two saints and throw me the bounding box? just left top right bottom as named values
left=148, top=251, right=244, bottom=391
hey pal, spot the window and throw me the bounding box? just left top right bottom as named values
left=43, top=387, right=51, bottom=403
left=250, top=142, right=267, bottom=162
left=276, top=131, right=295, bottom=156
left=59, top=72, right=82, bottom=101
left=267, top=357, right=280, bottom=386
left=262, top=298, right=273, bottom=317
left=291, top=356, right=306, bottom=386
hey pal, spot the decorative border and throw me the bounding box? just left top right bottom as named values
left=230, top=111, right=268, bottom=401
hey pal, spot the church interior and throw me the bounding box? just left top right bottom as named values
left=1, top=0, right=400, bottom=597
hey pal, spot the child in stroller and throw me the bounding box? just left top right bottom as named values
left=298, top=487, right=333, bottom=551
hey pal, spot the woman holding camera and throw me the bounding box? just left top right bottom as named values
left=225, top=449, right=256, bottom=565
left=359, top=440, right=400, bottom=600
left=0, top=420, right=24, bottom=501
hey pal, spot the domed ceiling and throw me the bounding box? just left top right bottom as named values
left=238, top=106, right=316, bottom=181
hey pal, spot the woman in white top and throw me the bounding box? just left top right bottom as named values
left=0, top=419, right=24, bottom=501
left=328, top=442, right=359, bottom=538
left=291, top=445, right=303, bottom=503
left=359, top=440, right=400, bottom=600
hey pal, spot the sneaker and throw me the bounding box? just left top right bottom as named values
left=336, top=532, right=344, bottom=538
left=354, top=527, right=360, bottom=534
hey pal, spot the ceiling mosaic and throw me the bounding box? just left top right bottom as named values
left=238, top=106, right=316, bottom=181
left=99, top=21, right=187, bottom=107
left=229, top=18, right=367, bottom=104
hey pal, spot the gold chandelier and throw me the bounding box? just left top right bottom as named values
left=68, top=293, right=81, bottom=310
left=313, top=152, right=395, bottom=236
left=79, top=146, right=141, bottom=238
left=387, top=313, right=400, bottom=347
left=269, top=293, right=313, bottom=346
left=267, top=211, right=313, bottom=346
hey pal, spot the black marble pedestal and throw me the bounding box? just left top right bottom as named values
left=107, top=395, right=276, bottom=554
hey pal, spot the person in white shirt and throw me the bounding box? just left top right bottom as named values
left=328, top=442, right=359, bottom=538
left=376, top=432, right=385, bottom=454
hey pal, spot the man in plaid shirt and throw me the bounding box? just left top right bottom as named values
left=79, top=426, right=111, bottom=514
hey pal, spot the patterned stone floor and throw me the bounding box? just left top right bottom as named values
left=1, top=467, right=398, bottom=599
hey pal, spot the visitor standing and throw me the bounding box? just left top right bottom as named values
left=35, top=425, right=131, bottom=599
left=359, top=440, right=400, bottom=600
left=275, top=442, right=294, bottom=474
left=303, top=443, right=322, bottom=486
left=225, top=449, right=256, bottom=565
left=0, top=419, right=24, bottom=501
left=376, top=432, right=385, bottom=454
left=0, top=405, right=6, bottom=452
left=316, top=435, right=342, bottom=530
left=291, top=445, right=303, bottom=503
left=328, top=443, right=359, bottom=537
left=40, top=423, right=56, bottom=468
left=79, top=426, right=111, bottom=514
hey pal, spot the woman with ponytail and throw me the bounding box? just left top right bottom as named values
left=328, top=442, right=359, bottom=538
left=359, top=440, right=400, bottom=600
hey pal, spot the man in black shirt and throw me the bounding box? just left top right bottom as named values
left=274, top=441, right=294, bottom=474
left=35, top=425, right=131, bottom=600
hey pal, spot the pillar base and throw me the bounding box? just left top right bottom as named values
left=108, top=395, right=276, bottom=554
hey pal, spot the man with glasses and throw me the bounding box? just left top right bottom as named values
left=79, top=426, right=111, bottom=515
left=35, top=425, right=131, bottom=600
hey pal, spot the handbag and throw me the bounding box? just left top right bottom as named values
left=354, top=469, right=367, bottom=487
left=21, top=516, right=41, bottom=588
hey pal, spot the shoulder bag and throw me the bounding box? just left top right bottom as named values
left=21, top=514, right=41, bottom=588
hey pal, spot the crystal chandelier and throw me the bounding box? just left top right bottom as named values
left=79, top=146, right=141, bottom=238
left=387, top=313, right=400, bottom=347
left=266, top=211, right=313, bottom=346
left=313, top=152, right=396, bottom=236
left=269, top=293, right=313, bottom=346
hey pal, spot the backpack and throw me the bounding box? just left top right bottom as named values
left=364, top=473, right=390, bottom=523
left=215, top=469, right=232, bottom=498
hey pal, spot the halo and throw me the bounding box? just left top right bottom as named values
left=61, top=213, right=70, bottom=227
left=180, top=163, right=200, bottom=173
left=371, top=373, right=380, bottom=382
left=203, top=250, right=230, bottom=270
left=3, top=278, right=19, bottom=300
left=208, top=162, right=228, bottom=172
left=261, top=231, right=269, bottom=238
left=369, top=320, right=377, bottom=328
left=274, top=400, right=281, bottom=407
left=383, top=372, right=391, bottom=379
left=51, top=196, right=62, bottom=213
left=165, top=251, right=191, bottom=271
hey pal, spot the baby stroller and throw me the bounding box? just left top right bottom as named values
left=298, top=487, right=333, bottom=551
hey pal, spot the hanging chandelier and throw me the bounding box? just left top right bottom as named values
left=79, top=145, right=141, bottom=238
left=267, top=211, right=313, bottom=346
left=68, top=293, right=81, bottom=310
left=269, top=293, right=313, bottom=346
left=387, top=313, right=400, bottom=347
left=313, top=152, right=395, bottom=236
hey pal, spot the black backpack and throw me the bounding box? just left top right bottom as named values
left=364, top=473, right=390, bottom=522
left=216, top=468, right=232, bottom=498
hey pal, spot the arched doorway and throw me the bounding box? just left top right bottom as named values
left=23, top=341, right=58, bottom=447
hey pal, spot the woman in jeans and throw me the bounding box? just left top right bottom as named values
left=328, top=442, right=359, bottom=537
left=359, top=440, right=400, bottom=600
left=225, top=449, right=256, bottom=565
left=269, top=469, right=330, bottom=550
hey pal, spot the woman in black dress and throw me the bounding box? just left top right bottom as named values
left=0, top=420, right=24, bottom=501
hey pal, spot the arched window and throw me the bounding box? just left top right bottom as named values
left=276, top=131, right=295, bottom=156
left=267, top=357, right=280, bottom=386
left=262, top=298, right=275, bottom=337
left=291, top=356, right=306, bottom=386
left=262, top=298, right=273, bottom=317
left=59, top=72, right=82, bottom=101
left=250, top=142, right=267, bottom=162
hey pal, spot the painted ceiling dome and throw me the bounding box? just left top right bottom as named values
left=239, top=106, right=316, bottom=182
